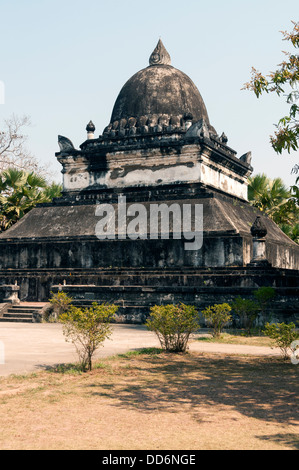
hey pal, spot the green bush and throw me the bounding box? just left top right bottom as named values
left=146, top=303, right=200, bottom=353
left=49, top=291, right=73, bottom=321
left=59, top=302, right=118, bottom=371
left=201, top=303, right=232, bottom=338
left=231, top=296, right=260, bottom=335
left=263, top=322, right=299, bottom=360
left=253, top=287, right=276, bottom=312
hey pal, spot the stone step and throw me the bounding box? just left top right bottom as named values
left=4, top=311, right=33, bottom=318
left=7, top=308, right=40, bottom=314
left=0, top=306, right=38, bottom=323
left=0, top=316, right=33, bottom=323
left=72, top=301, right=150, bottom=309
left=0, top=303, right=47, bottom=323
left=12, top=305, right=44, bottom=309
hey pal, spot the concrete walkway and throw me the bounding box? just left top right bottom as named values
left=0, top=322, right=281, bottom=377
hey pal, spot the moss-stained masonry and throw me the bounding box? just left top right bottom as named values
left=0, top=41, right=298, bottom=321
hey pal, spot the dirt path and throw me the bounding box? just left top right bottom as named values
left=0, top=323, right=283, bottom=377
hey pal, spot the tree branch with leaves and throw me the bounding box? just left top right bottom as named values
left=243, top=21, right=299, bottom=154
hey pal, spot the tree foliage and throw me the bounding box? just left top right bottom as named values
left=146, top=303, right=200, bottom=352
left=243, top=21, right=299, bottom=155
left=49, top=291, right=73, bottom=321
left=231, top=296, right=260, bottom=335
left=0, top=168, right=62, bottom=231
left=59, top=302, right=118, bottom=371
left=248, top=173, right=299, bottom=243
left=201, top=303, right=232, bottom=338
left=253, top=286, right=276, bottom=306
left=263, top=322, right=299, bottom=360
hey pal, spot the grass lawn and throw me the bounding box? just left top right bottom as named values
left=0, top=348, right=298, bottom=450
left=195, top=330, right=275, bottom=347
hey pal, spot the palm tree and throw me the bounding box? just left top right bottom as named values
left=279, top=223, right=299, bottom=244
left=41, top=182, right=63, bottom=202
left=0, top=168, right=62, bottom=231
left=248, top=173, right=299, bottom=243
left=248, top=174, right=290, bottom=215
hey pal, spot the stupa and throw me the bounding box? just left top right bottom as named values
left=0, top=40, right=298, bottom=323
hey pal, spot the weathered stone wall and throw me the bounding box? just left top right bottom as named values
left=0, top=236, right=245, bottom=270
left=0, top=185, right=297, bottom=319
left=59, top=141, right=250, bottom=200
left=0, top=232, right=298, bottom=273
left=0, top=267, right=297, bottom=325
left=48, top=268, right=298, bottom=325
left=1, top=184, right=298, bottom=271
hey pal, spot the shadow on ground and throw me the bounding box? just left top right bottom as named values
left=257, top=433, right=299, bottom=450
left=83, top=352, right=299, bottom=448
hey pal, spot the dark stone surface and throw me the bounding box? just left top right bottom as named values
left=0, top=186, right=289, bottom=240
left=0, top=186, right=297, bottom=271
left=251, top=216, right=267, bottom=238
left=0, top=284, right=20, bottom=304
left=28, top=266, right=299, bottom=324
left=109, top=64, right=216, bottom=134
left=0, top=42, right=297, bottom=324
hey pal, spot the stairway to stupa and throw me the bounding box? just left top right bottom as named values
left=0, top=303, right=45, bottom=323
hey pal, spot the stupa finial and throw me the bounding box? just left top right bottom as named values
left=149, top=39, right=171, bottom=66
left=86, top=120, right=96, bottom=140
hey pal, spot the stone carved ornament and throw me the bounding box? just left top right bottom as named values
left=149, top=39, right=171, bottom=66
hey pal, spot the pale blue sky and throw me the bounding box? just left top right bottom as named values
left=0, top=0, right=298, bottom=186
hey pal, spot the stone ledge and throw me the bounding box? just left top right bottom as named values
left=0, top=285, right=20, bottom=305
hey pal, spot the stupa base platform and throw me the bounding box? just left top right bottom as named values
left=1, top=266, right=297, bottom=324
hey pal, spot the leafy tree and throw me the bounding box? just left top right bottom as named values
left=231, top=296, right=260, bottom=336
left=49, top=291, right=73, bottom=321
left=0, top=168, right=62, bottom=231
left=201, top=303, right=232, bottom=338
left=253, top=286, right=276, bottom=304
left=263, top=322, right=299, bottom=360
left=243, top=22, right=299, bottom=240
left=253, top=287, right=276, bottom=325
left=243, top=21, right=299, bottom=155
left=146, top=303, right=200, bottom=352
left=59, top=302, right=118, bottom=371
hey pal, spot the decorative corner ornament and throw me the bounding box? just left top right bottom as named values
left=250, top=216, right=267, bottom=239
left=58, top=135, right=75, bottom=152
left=240, top=151, right=252, bottom=165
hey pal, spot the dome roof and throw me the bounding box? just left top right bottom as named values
left=109, top=40, right=214, bottom=132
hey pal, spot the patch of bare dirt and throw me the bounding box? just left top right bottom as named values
left=0, top=352, right=298, bottom=450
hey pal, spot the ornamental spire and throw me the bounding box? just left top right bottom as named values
left=149, top=39, right=171, bottom=66
left=86, top=120, right=96, bottom=139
